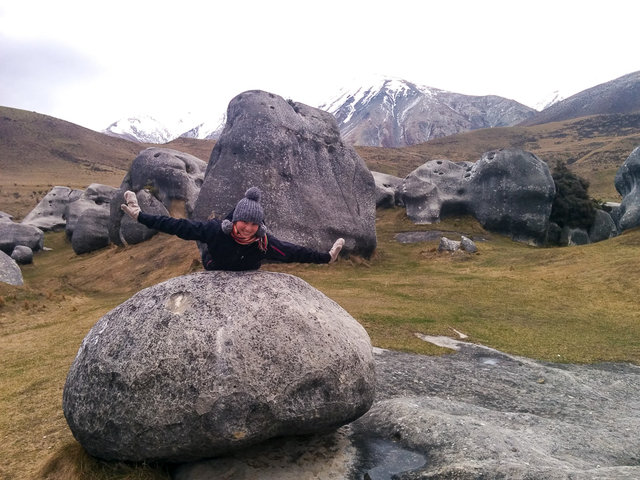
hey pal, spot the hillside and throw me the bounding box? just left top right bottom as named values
left=0, top=106, right=215, bottom=219
left=356, top=113, right=640, bottom=202
left=2, top=107, right=639, bottom=220
left=522, top=70, right=640, bottom=126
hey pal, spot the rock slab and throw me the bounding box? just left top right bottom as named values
left=63, top=271, right=375, bottom=462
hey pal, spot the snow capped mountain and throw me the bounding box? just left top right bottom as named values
left=320, top=76, right=537, bottom=147
left=533, top=90, right=569, bottom=111
left=103, top=113, right=224, bottom=143
left=179, top=113, right=226, bottom=141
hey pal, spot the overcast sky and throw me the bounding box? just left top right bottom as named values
left=1, top=0, right=639, bottom=132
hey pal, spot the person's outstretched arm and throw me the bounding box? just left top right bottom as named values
left=121, top=191, right=218, bottom=242
left=266, top=236, right=344, bottom=264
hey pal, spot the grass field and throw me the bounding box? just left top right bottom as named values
left=1, top=207, right=639, bottom=479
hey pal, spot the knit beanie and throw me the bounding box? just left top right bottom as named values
left=232, top=187, right=265, bottom=224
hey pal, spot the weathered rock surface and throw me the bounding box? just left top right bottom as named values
left=120, top=147, right=207, bottom=218
left=349, top=343, right=640, bottom=479
left=71, top=207, right=111, bottom=255
left=65, top=184, right=117, bottom=238
left=0, top=221, right=44, bottom=254
left=175, top=343, right=640, bottom=479
left=0, top=211, right=14, bottom=222
left=193, top=90, right=377, bottom=258
left=614, top=146, right=640, bottom=231
left=589, top=209, right=618, bottom=243
left=401, top=150, right=555, bottom=244
left=21, top=186, right=82, bottom=231
left=372, top=171, right=403, bottom=208
left=10, top=245, right=33, bottom=264
left=0, top=250, right=23, bottom=286
left=108, top=189, right=169, bottom=245
left=63, top=271, right=375, bottom=462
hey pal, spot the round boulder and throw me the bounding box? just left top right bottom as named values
left=71, top=207, right=111, bottom=254
left=11, top=245, right=33, bottom=264
left=63, top=271, right=375, bottom=463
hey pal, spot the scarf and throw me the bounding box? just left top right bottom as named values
left=231, top=223, right=268, bottom=252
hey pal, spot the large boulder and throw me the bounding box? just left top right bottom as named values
left=21, top=186, right=82, bottom=231
left=121, top=147, right=207, bottom=217
left=108, top=189, right=170, bottom=246
left=0, top=211, right=13, bottom=222
left=63, top=271, right=376, bottom=463
left=71, top=207, right=111, bottom=254
left=65, top=184, right=117, bottom=238
left=400, top=150, right=555, bottom=244
left=193, top=90, right=377, bottom=258
left=614, top=146, right=640, bottom=231
left=0, top=250, right=23, bottom=286
left=0, top=221, right=44, bottom=254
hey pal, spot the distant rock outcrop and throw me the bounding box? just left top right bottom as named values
left=65, top=184, right=117, bottom=255
left=0, top=221, right=44, bottom=255
left=193, top=90, right=377, bottom=258
left=120, top=147, right=207, bottom=218
left=372, top=171, right=403, bottom=208
left=0, top=250, right=23, bottom=286
left=400, top=150, right=555, bottom=244
left=63, top=271, right=375, bottom=463
left=614, top=146, right=640, bottom=231
left=21, top=186, right=82, bottom=231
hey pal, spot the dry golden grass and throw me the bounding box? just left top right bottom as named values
left=1, top=208, right=639, bottom=479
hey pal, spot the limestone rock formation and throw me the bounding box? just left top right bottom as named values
left=121, top=147, right=207, bottom=218
left=614, top=146, right=640, bottom=231
left=193, top=90, right=376, bottom=258
left=10, top=245, right=33, bottom=264
left=63, top=271, right=375, bottom=462
left=401, top=150, right=555, bottom=244
left=21, top=186, right=82, bottom=231
left=0, top=250, right=23, bottom=286
left=65, top=184, right=117, bottom=238
left=0, top=221, right=44, bottom=255
left=589, top=209, right=619, bottom=243
left=108, top=189, right=169, bottom=246
left=71, top=207, right=111, bottom=255
left=371, top=171, right=403, bottom=208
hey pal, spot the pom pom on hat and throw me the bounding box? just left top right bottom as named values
left=244, top=186, right=261, bottom=202
left=232, top=186, right=265, bottom=225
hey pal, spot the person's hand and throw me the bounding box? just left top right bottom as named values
left=329, top=238, right=345, bottom=263
left=120, top=190, right=141, bottom=220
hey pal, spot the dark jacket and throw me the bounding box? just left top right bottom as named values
left=137, top=212, right=331, bottom=271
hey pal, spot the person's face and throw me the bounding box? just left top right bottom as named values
left=235, top=220, right=259, bottom=237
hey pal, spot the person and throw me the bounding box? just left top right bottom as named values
left=120, top=187, right=344, bottom=272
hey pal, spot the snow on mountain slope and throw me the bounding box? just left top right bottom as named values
left=103, top=113, right=224, bottom=143
left=320, top=76, right=537, bottom=147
